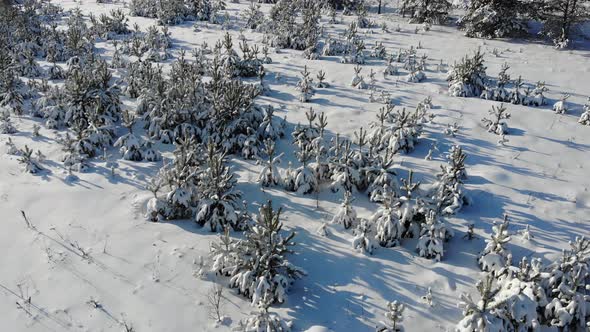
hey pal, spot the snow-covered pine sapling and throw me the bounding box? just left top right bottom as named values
left=352, top=126, right=369, bottom=171
left=405, top=67, right=426, bottom=83
left=456, top=274, right=505, bottom=332
left=331, top=190, right=357, bottom=230
left=366, top=150, right=399, bottom=203
left=352, top=219, right=377, bottom=255
left=145, top=176, right=166, bottom=222
left=493, top=62, right=511, bottom=102
left=329, top=140, right=360, bottom=193
left=383, top=57, right=399, bottom=78
left=388, top=108, right=423, bottom=154
left=351, top=64, right=368, bottom=89
left=294, top=145, right=318, bottom=195
left=482, top=103, right=511, bottom=135
left=210, top=228, right=240, bottom=276
left=242, top=2, right=264, bottom=30
left=417, top=210, right=453, bottom=261
left=398, top=170, right=424, bottom=238
left=114, top=110, right=143, bottom=161
left=18, top=145, right=43, bottom=174
left=369, top=69, right=377, bottom=90
left=552, top=93, right=570, bottom=114
left=372, top=41, right=387, bottom=59
left=5, top=137, right=19, bottom=155
left=242, top=128, right=260, bottom=160
left=292, top=107, right=320, bottom=151
left=433, top=145, right=468, bottom=216
left=316, top=70, right=329, bottom=88
left=309, top=112, right=330, bottom=185
left=482, top=75, right=499, bottom=100
left=542, top=236, right=590, bottom=330
left=379, top=90, right=392, bottom=105
left=444, top=122, right=460, bottom=137
left=255, top=65, right=271, bottom=96
left=0, top=108, right=17, bottom=134
left=0, top=73, right=24, bottom=116
left=141, top=141, right=161, bottom=161
left=372, top=186, right=404, bottom=248
left=35, top=150, right=45, bottom=163
left=282, top=161, right=297, bottom=192
left=418, top=54, right=428, bottom=71
left=261, top=45, right=272, bottom=64
left=510, top=75, right=525, bottom=105
left=416, top=96, right=434, bottom=121
left=479, top=215, right=512, bottom=274
left=196, top=145, right=243, bottom=232
left=240, top=298, right=292, bottom=332
left=579, top=97, right=590, bottom=125
left=32, top=124, right=40, bottom=137
left=257, top=139, right=283, bottom=187
left=228, top=200, right=306, bottom=305
left=447, top=48, right=488, bottom=98
left=297, top=65, right=315, bottom=102
left=377, top=300, right=405, bottom=332
left=531, top=81, right=548, bottom=107
left=258, top=105, right=285, bottom=141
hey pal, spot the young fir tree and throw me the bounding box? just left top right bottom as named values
left=416, top=210, right=453, bottom=261
left=552, top=93, right=570, bottom=114
left=297, top=65, right=315, bottom=102
left=400, top=0, right=452, bottom=25
left=482, top=104, right=511, bottom=135
left=196, top=144, right=243, bottom=232
left=258, top=105, right=285, bottom=141
left=225, top=201, right=306, bottom=305
left=240, top=297, right=292, bottom=332
left=114, top=110, right=143, bottom=161
left=459, top=0, right=528, bottom=39
left=387, top=108, right=424, bottom=154
left=447, top=48, right=488, bottom=98
left=479, top=215, right=512, bottom=274
left=331, top=190, right=358, bottom=229
left=377, top=300, right=405, bottom=332
left=149, top=138, right=202, bottom=221
left=433, top=145, right=468, bottom=215
left=18, top=145, right=44, bottom=174
left=456, top=274, right=506, bottom=332
left=579, top=97, right=590, bottom=125
left=0, top=107, right=16, bottom=134
left=542, top=236, right=590, bottom=330
left=371, top=187, right=404, bottom=248
left=366, top=150, right=399, bottom=203
left=397, top=170, right=425, bottom=239
left=294, top=145, right=318, bottom=195
left=257, top=139, right=283, bottom=187
left=352, top=218, right=378, bottom=254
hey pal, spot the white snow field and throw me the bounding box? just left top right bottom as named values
left=0, top=1, right=589, bottom=332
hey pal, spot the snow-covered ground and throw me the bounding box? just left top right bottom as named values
left=1, top=1, right=589, bottom=331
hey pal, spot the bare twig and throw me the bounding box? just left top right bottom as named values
left=207, top=284, right=224, bottom=322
